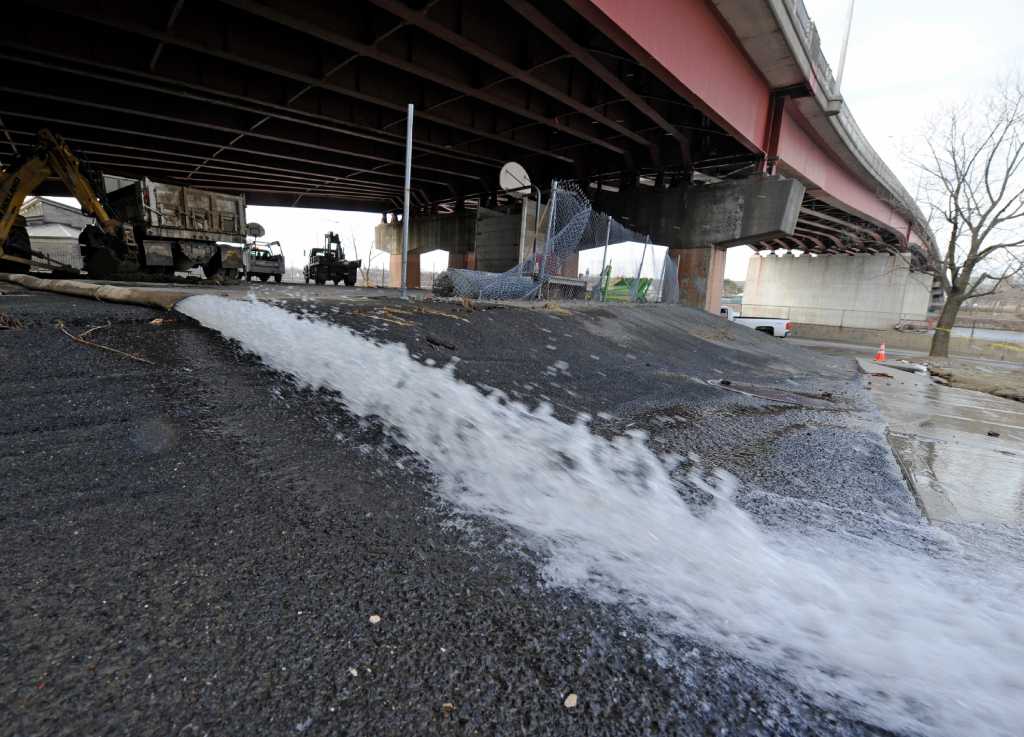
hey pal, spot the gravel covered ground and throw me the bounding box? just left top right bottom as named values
left=1, top=282, right=918, bottom=736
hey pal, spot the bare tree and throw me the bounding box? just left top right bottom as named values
left=916, top=75, right=1024, bottom=357
left=347, top=230, right=383, bottom=287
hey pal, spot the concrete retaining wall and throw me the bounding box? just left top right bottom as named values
left=743, top=252, right=932, bottom=329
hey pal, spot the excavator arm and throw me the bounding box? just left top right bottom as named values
left=37, top=130, right=120, bottom=235
left=1, top=129, right=122, bottom=271
left=0, top=151, right=52, bottom=269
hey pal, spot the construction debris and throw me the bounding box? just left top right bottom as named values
left=56, top=320, right=154, bottom=365
left=425, top=334, right=456, bottom=351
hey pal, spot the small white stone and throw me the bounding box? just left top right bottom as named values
left=369, top=614, right=382, bottom=624
left=348, top=668, right=359, bottom=677
left=563, top=693, right=578, bottom=708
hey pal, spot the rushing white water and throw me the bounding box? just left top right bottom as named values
left=178, top=295, right=1024, bottom=737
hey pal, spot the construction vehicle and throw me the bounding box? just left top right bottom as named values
left=0, top=129, right=243, bottom=280
left=1, top=129, right=117, bottom=275
left=303, top=231, right=360, bottom=286
left=242, top=240, right=285, bottom=282
left=102, top=177, right=244, bottom=280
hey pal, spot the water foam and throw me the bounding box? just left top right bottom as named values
left=178, top=295, right=1024, bottom=737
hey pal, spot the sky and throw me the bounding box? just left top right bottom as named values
left=44, top=1, right=1024, bottom=283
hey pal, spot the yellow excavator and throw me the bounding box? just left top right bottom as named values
left=0, top=129, right=132, bottom=276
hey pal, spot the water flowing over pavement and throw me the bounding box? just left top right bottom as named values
left=3, top=282, right=1023, bottom=737
left=178, top=295, right=1024, bottom=737
left=858, top=357, right=1024, bottom=524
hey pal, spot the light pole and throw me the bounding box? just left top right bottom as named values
left=401, top=103, right=414, bottom=299
left=835, top=0, right=856, bottom=90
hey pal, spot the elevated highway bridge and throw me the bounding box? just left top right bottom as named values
left=2, top=0, right=932, bottom=303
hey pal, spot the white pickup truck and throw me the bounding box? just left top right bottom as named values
left=720, top=306, right=792, bottom=338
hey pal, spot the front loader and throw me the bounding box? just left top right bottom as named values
left=0, top=129, right=128, bottom=276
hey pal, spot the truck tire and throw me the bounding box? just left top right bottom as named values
left=344, top=272, right=357, bottom=287
left=246, top=272, right=253, bottom=281
left=258, top=274, right=269, bottom=282
left=333, top=279, right=340, bottom=285
left=202, top=257, right=224, bottom=282
left=304, top=277, right=310, bottom=284
left=273, top=274, right=282, bottom=283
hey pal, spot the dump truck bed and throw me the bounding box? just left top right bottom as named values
left=107, top=177, right=246, bottom=243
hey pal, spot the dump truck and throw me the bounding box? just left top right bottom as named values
left=242, top=240, right=285, bottom=282
left=1, top=130, right=246, bottom=281
left=100, top=177, right=245, bottom=280
left=303, top=231, right=360, bottom=286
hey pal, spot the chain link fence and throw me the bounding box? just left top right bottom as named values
left=438, top=181, right=675, bottom=302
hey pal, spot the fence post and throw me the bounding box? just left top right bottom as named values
left=630, top=236, right=648, bottom=302
left=536, top=180, right=558, bottom=299
left=596, top=216, right=611, bottom=302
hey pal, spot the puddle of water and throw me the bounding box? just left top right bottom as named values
left=179, top=296, right=1024, bottom=737
left=863, top=359, right=1024, bottom=524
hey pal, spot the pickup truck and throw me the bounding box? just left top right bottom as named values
left=720, top=306, right=792, bottom=337
left=242, top=240, right=285, bottom=282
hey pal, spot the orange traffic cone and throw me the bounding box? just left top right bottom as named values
left=874, top=343, right=887, bottom=362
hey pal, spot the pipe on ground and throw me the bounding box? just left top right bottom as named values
left=0, top=273, right=190, bottom=311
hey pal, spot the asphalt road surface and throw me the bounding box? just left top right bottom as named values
left=2, top=282, right=920, bottom=736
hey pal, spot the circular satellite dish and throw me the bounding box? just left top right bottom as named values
left=499, top=161, right=531, bottom=198
left=246, top=222, right=266, bottom=238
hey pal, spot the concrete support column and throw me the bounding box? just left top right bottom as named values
left=448, top=251, right=468, bottom=269
left=558, top=252, right=580, bottom=278
left=389, top=252, right=420, bottom=289
left=669, top=246, right=727, bottom=313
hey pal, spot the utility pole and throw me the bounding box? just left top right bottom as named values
left=835, top=0, right=856, bottom=90
left=401, top=103, right=414, bottom=299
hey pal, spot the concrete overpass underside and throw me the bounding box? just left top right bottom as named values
left=2, top=0, right=931, bottom=303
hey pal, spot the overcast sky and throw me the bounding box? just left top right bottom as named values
left=805, top=0, right=1022, bottom=185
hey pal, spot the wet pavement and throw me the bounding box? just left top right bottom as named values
left=858, top=358, right=1024, bottom=524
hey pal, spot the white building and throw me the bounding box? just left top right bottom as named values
left=19, top=196, right=92, bottom=270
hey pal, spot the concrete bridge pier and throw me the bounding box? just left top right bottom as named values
left=376, top=211, right=477, bottom=289
left=387, top=252, right=422, bottom=289
left=595, top=175, right=805, bottom=312
left=668, top=246, right=728, bottom=312
left=447, top=252, right=475, bottom=270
